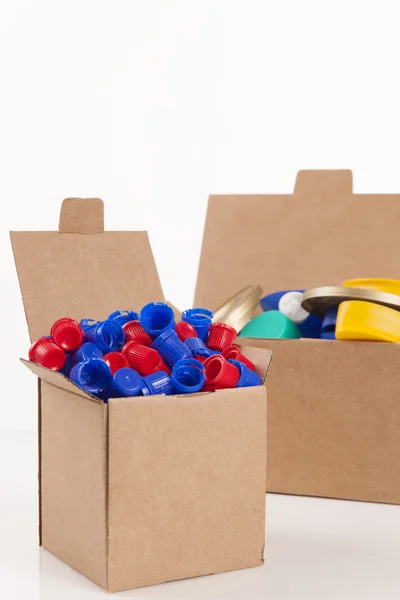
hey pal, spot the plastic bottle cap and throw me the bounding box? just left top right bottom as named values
left=112, top=368, right=143, bottom=397
left=79, top=318, right=99, bottom=331
left=222, top=345, right=255, bottom=370
left=50, top=318, right=84, bottom=351
left=206, top=322, right=237, bottom=351
left=321, top=306, right=338, bottom=340
left=70, top=358, right=112, bottom=394
left=122, top=320, right=152, bottom=346
left=171, top=358, right=205, bottom=394
left=103, top=352, right=130, bottom=374
left=336, top=300, right=400, bottom=342
left=184, top=336, right=207, bottom=354
left=29, top=337, right=66, bottom=371
left=70, top=342, right=103, bottom=366
left=83, top=320, right=125, bottom=353
left=182, top=308, right=213, bottom=341
left=122, top=341, right=162, bottom=375
left=108, top=310, right=140, bottom=326
left=175, top=321, right=197, bottom=341
left=140, top=302, right=176, bottom=338
left=343, top=278, right=400, bottom=296
left=204, top=355, right=240, bottom=390
left=227, top=359, right=262, bottom=387
left=239, top=311, right=301, bottom=339
left=151, top=329, right=191, bottom=369
left=141, top=370, right=173, bottom=396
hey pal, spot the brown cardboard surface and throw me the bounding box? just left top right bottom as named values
left=239, top=338, right=400, bottom=504
left=11, top=198, right=164, bottom=342
left=107, top=387, right=266, bottom=593
left=20, top=359, right=101, bottom=402
left=194, top=170, right=400, bottom=309
left=40, top=382, right=108, bottom=588
left=195, top=170, right=400, bottom=504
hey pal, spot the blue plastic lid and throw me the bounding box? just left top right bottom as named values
left=112, top=368, right=142, bottom=397
left=184, top=337, right=207, bottom=354
left=70, top=358, right=112, bottom=395
left=228, top=359, right=262, bottom=388
left=182, top=308, right=213, bottom=342
left=70, top=342, right=103, bottom=366
left=151, top=328, right=176, bottom=351
left=79, top=318, right=100, bottom=331
left=141, top=370, right=173, bottom=396
left=171, top=358, right=205, bottom=394
left=108, top=310, right=140, bottom=326
left=140, top=302, right=176, bottom=338
left=83, top=320, right=125, bottom=353
left=193, top=347, right=219, bottom=358
left=321, top=306, right=338, bottom=340
left=151, top=328, right=191, bottom=369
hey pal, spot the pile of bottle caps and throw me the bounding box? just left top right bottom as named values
left=28, top=303, right=262, bottom=401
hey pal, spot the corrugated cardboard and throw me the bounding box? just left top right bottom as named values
left=11, top=198, right=271, bottom=592
left=195, top=170, right=400, bottom=504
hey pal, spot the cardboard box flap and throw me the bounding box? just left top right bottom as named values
left=11, top=198, right=164, bottom=342
left=194, top=170, right=400, bottom=311
left=20, top=358, right=101, bottom=403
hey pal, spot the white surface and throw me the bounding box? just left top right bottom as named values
left=1, top=430, right=400, bottom=599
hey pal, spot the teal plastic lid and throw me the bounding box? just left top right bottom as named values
left=239, top=310, right=301, bottom=339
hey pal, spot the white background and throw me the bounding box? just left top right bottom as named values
left=1, top=1, right=400, bottom=598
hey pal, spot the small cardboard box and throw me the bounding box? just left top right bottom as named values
left=195, top=170, right=400, bottom=505
left=11, top=198, right=271, bottom=593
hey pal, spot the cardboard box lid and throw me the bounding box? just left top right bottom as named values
left=194, top=170, right=400, bottom=310
left=11, top=197, right=164, bottom=342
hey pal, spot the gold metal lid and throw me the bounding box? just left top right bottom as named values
left=213, top=285, right=263, bottom=332
left=302, top=286, right=400, bottom=318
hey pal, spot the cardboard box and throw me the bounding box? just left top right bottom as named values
left=11, top=198, right=271, bottom=592
left=194, top=170, right=400, bottom=505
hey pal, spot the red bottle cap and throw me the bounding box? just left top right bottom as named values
left=29, top=337, right=66, bottom=371
left=50, top=318, right=84, bottom=351
left=103, top=352, right=130, bottom=374
left=206, top=322, right=237, bottom=351
left=121, top=341, right=161, bottom=376
left=122, top=320, right=152, bottom=346
left=204, top=354, right=240, bottom=389
left=175, top=321, right=197, bottom=341
left=222, top=345, right=255, bottom=370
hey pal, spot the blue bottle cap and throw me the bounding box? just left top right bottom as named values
left=184, top=336, right=207, bottom=354
left=70, top=358, right=112, bottom=395
left=260, top=290, right=322, bottom=338
left=83, top=320, right=125, bottom=353
left=108, top=310, right=140, bottom=326
left=151, top=328, right=191, bottom=369
left=70, top=342, right=103, bottom=366
left=140, top=302, right=176, bottom=338
left=193, top=347, right=219, bottom=358
left=321, top=306, right=337, bottom=340
left=79, top=318, right=100, bottom=331
left=228, top=359, right=262, bottom=388
left=141, top=371, right=173, bottom=396
left=171, top=358, right=205, bottom=394
left=112, top=368, right=143, bottom=397
left=181, top=308, right=213, bottom=342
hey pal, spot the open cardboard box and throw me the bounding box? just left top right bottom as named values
left=195, top=170, right=400, bottom=505
left=11, top=198, right=272, bottom=593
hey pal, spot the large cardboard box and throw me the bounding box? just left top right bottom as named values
left=195, top=170, right=400, bottom=505
left=11, top=198, right=271, bottom=592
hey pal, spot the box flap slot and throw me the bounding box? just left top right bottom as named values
left=194, top=169, right=400, bottom=313
left=11, top=198, right=164, bottom=342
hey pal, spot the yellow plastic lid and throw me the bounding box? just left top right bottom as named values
left=343, top=278, right=400, bottom=296
left=336, top=300, right=400, bottom=343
